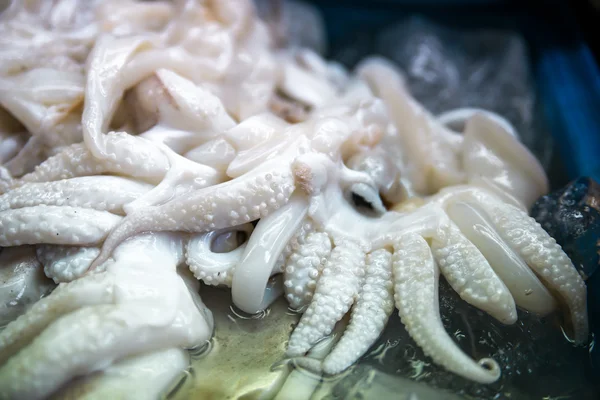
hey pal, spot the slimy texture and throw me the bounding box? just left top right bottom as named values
left=0, top=1, right=589, bottom=397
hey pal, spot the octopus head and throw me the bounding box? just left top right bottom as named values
left=346, top=147, right=408, bottom=210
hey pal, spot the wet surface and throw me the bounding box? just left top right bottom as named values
left=170, top=285, right=299, bottom=400
left=171, top=281, right=597, bottom=400
left=350, top=280, right=596, bottom=400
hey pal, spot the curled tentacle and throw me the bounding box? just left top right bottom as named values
left=393, top=234, right=501, bottom=384
left=186, top=223, right=254, bottom=286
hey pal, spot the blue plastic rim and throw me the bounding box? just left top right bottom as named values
left=307, top=0, right=600, bottom=184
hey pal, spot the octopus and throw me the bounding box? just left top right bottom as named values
left=0, top=0, right=589, bottom=399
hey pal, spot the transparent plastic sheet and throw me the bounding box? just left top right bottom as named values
left=334, top=17, right=554, bottom=170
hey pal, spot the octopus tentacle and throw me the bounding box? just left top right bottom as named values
left=430, top=221, right=517, bottom=324
left=183, top=138, right=236, bottom=176
left=147, top=69, right=236, bottom=135
left=478, top=198, right=589, bottom=344
left=0, top=233, right=213, bottom=400
left=16, top=133, right=169, bottom=186
left=86, top=132, right=170, bottom=182
left=36, top=245, right=100, bottom=283
left=91, top=160, right=296, bottom=270
left=272, top=219, right=316, bottom=275
left=0, top=169, right=12, bottom=195
left=3, top=136, right=47, bottom=180
left=283, top=231, right=331, bottom=310
left=185, top=223, right=254, bottom=286
left=0, top=272, right=114, bottom=366
left=446, top=200, right=557, bottom=315
left=392, top=234, right=501, bottom=384
left=232, top=193, right=308, bottom=313
left=0, top=176, right=152, bottom=214
left=9, top=143, right=92, bottom=185
left=462, top=113, right=548, bottom=209
left=322, top=248, right=394, bottom=374
left=0, top=206, right=122, bottom=246
left=82, top=35, right=156, bottom=159
left=357, top=57, right=464, bottom=194
left=122, top=146, right=220, bottom=213
left=286, top=238, right=366, bottom=357
left=0, top=303, right=205, bottom=400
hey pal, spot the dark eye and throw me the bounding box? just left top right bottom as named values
left=210, top=230, right=249, bottom=253
left=351, top=192, right=375, bottom=212
left=349, top=189, right=384, bottom=217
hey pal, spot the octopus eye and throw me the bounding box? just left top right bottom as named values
left=348, top=184, right=386, bottom=217
left=351, top=192, right=375, bottom=212
left=210, top=230, right=249, bottom=253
